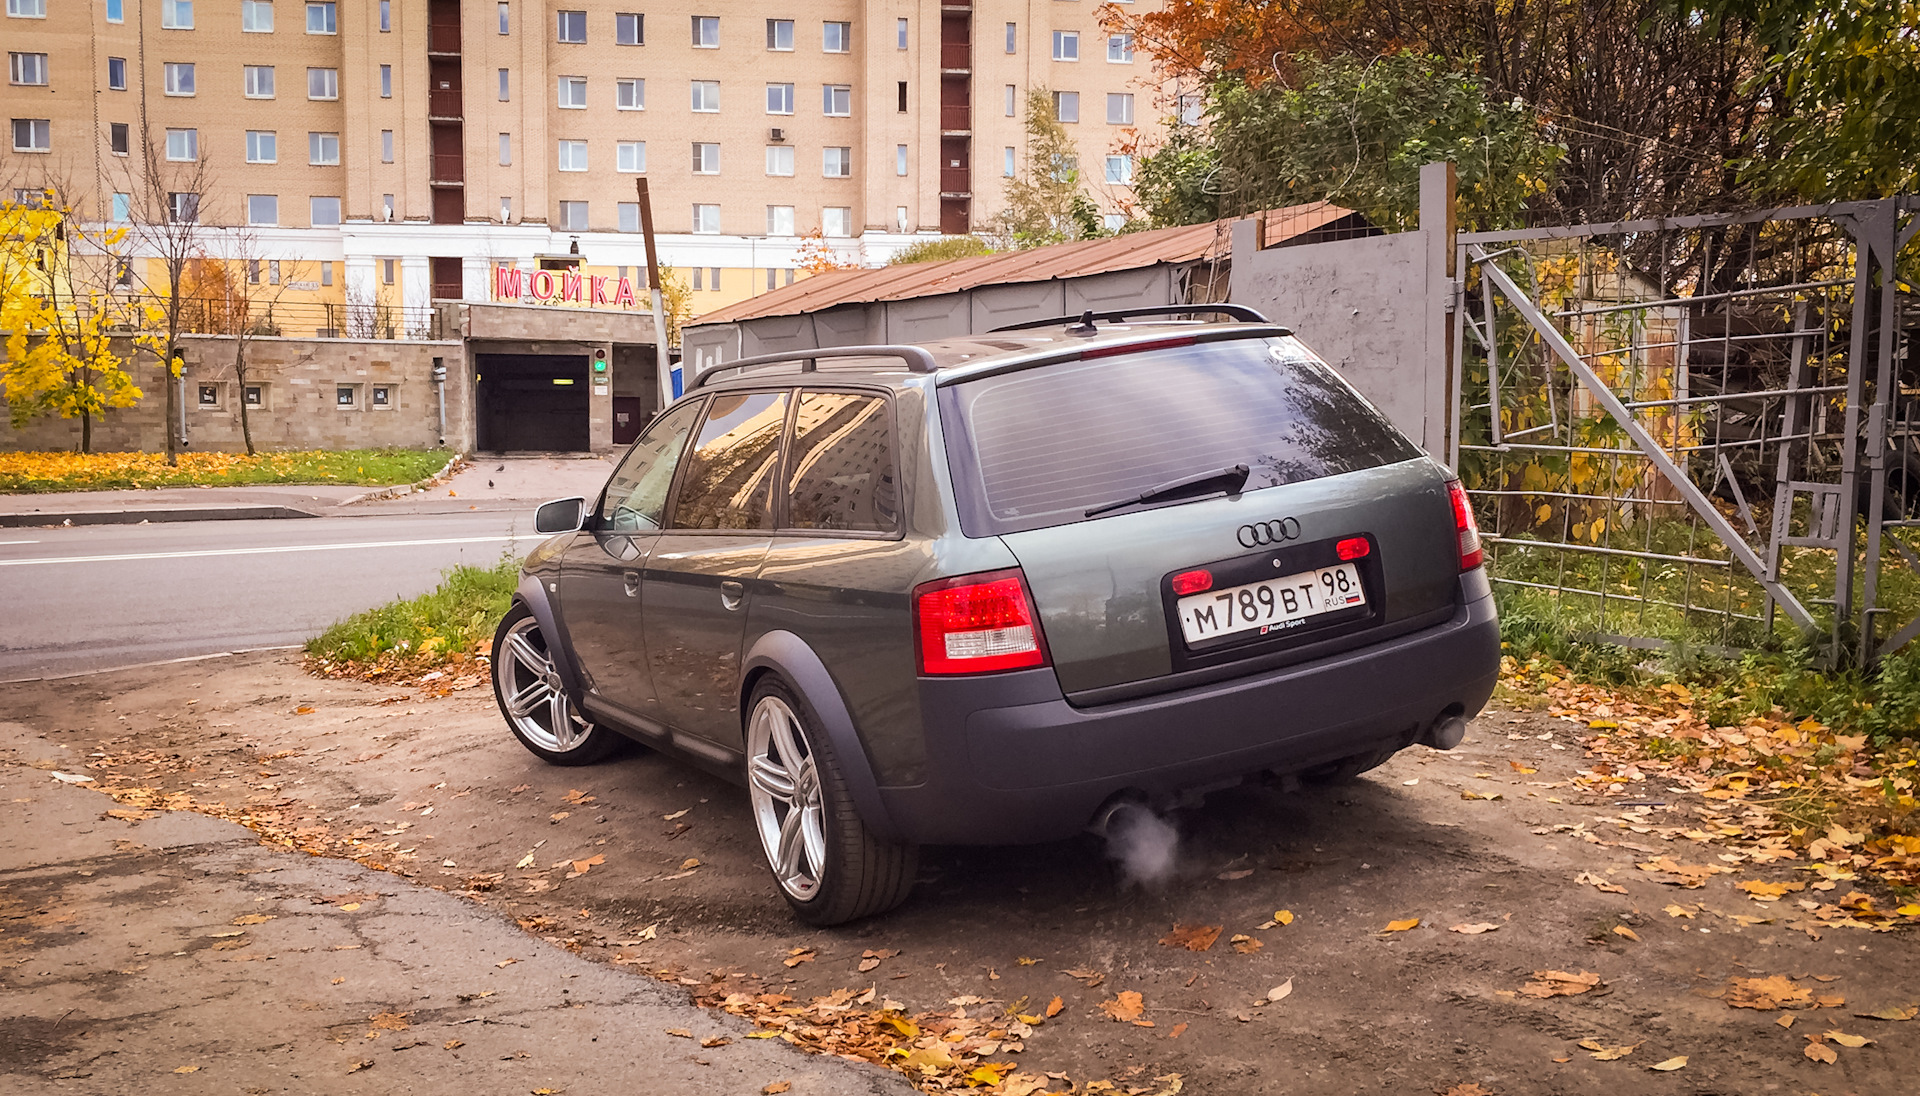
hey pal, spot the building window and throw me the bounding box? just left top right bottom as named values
left=498, top=197, right=510, bottom=222
left=1108, top=34, right=1134, bottom=63
left=897, top=81, right=908, bottom=113
left=896, top=17, right=907, bottom=49
left=245, top=130, right=276, bottom=162
left=1178, top=95, right=1202, bottom=126
left=308, top=131, right=339, bottom=164
left=109, top=122, right=129, bottom=154
left=9, top=0, right=46, bottom=13
left=691, top=80, right=718, bottom=112
left=498, top=132, right=511, bottom=164
left=1104, top=155, right=1133, bottom=184
left=381, top=258, right=395, bottom=284
left=241, top=0, right=270, bottom=31
left=305, top=1, right=333, bottom=34
left=557, top=202, right=588, bottom=229
left=381, top=194, right=393, bottom=220
left=268, top=259, right=280, bottom=284
left=320, top=263, right=332, bottom=285
left=822, top=207, right=851, bottom=238
left=244, top=385, right=265, bottom=408
left=557, top=139, right=588, bottom=171
left=617, top=201, right=639, bottom=231
left=616, top=12, right=642, bottom=45
left=823, top=146, right=851, bottom=177
left=764, top=145, right=793, bottom=176
left=692, top=142, right=719, bottom=174
left=1051, top=90, right=1079, bottom=123
left=617, top=78, right=644, bottom=110
left=766, top=83, right=793, bottom=114
left=247, top=193, right=278, bottom=225
left=9, top=52, right=47, bottom=85
left=198, top=383, right=222, bottom=408
left=823, top=20, right=850, bottom=52
left=1003, top=146, right=1014, bottom=177
left=165, top=127, right=197, bottom=160
left=12, top=118, right=50, bottom=152
left=376, top=0, right=389, bottom=31
left=556, top=9, right=583, bottom=42
left=164, top=62, right=195, bottom=95
left=558, top=76, right=586, bottom=108
left=107, top=56, right=126, bottom=89
left=1005, top=84, right=1016, bottom=116
left=1052, top=31, right=1078, bottom=61
left=895, top=144, right=908, bottom=176
left=381, top=129, right=393, bottom=162
left=161, top=0, right=191, bottom=29
left=371, top=386, right=391, bottom=408
left=309, top=196, right=340, bottom=225
left=336, top=384, right=357, bottom=408
left=169, top=191, right=200, bottom=222
left=764, top=18, right=790, bottom=50
left=1106, top=92, right=1133, bottom=125
left=1004, top=22, right=1016, bottom=53
left=692, top=15, right=717, bottom=47
left=497, top=68, right=509, bottom=100
left=617, top=140, right=645, bottom=172
left=308, top=67, right=338, bottom=100
left=896, top=205, right=908, bottom=231
left=691, top=267, right=702, bottom=291
left=692, top=203, right=719, bottom=233
left=822, top=84, right=850, bottom=117
left=244, top=65, right=274, bottom=98
left=766, top=205, right=793, bottom=236
left=104, top=0, right=121, bottom=22
left=497, top=1, right=508, bottom=35
left=380, top=64, right=391, bottom=97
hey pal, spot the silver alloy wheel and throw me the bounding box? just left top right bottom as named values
left=495, top=614, right=593, bottom=752
left=746, top=694, right=827, bottom=901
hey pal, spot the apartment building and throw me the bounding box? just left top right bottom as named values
left=4, top=0, right=1162, bottom=321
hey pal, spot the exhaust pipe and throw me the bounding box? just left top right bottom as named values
left=1422, top=712, right=1469, bottom=751
left=1087, top=794, right=1151, bottom=838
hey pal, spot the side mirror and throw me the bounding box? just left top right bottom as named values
left=534, top=496, right=587, bottom=534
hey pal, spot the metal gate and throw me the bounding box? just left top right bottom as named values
left=1447, top=197, right=1919, bottom=663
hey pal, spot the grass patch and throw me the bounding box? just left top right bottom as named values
left=0, top=448, right=455, bottom=493
left=305, top=557, right=518, bottom=683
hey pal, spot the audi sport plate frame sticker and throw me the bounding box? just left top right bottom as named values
left=1176, top=563, right=1365, bottom=644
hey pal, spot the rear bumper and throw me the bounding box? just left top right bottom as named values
left=876, top=577, right=1500, bottom=845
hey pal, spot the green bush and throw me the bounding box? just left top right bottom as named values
left=306, top=557, right=518, bottom=674
left=887, top=236, right=995, bottom=265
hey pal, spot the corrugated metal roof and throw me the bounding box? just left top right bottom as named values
left=693, top=202, right=1359, bottom=325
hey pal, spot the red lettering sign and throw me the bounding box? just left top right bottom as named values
left=614, top=277, right=636, bottom=306
left=530, top=270, right=554, bottom=301
left=494, top=265, right=524, bottom=299
left=562, top=271, right=583, bottom=301
left=590, top=275, right=608, bottom=305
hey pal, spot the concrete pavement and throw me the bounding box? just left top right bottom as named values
left=0, top=724, right=911, bottom=1096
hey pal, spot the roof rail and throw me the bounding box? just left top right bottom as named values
left=688, top=344, right=941, bottom=390
left=990, top=304, right=1274, bottom=333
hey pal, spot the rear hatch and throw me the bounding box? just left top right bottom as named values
left=937, top=333, right=1463, bottom=703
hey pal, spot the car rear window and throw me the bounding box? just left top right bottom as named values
left=938, top=336, right=1422, bottom=536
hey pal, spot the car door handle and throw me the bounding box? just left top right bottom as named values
left=719, top=579, right=746, bottom=611
left=622, top=570, right=641, bottom=597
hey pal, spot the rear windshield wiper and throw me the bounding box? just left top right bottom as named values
left=1085, top=464, right=1251, bottom=518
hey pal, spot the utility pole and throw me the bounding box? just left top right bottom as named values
left=633, top=179, right=675, bottom=412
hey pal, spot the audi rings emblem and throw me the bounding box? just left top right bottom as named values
left=1237, top=517, right=1301, bottom=548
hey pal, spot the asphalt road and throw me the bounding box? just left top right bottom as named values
left=0, top=512, right=546, bottom=681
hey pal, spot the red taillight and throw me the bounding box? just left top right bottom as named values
left=1446, top=479, right=1484, bottom=571
left=915, top=568, right=1050, bottom=675
left=1081, top=334, right=1198, bottom=360
left=1170, top=568, right=1214, bottom=595
left=1336, top=537, right=1371, bottom=561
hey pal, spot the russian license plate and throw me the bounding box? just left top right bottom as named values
left=1176, top=563, right=1366, bottom=645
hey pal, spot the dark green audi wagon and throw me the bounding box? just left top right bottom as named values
left=492, top=308, right=1500, bottom=924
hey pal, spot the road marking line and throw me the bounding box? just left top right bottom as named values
left=0, top=534, right=542, bottom=567
left=0, top=539, right=41, bottom=545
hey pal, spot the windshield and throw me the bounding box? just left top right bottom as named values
left=938, top=336, right=1422, bottom=536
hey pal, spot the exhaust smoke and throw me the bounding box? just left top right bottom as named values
left=1101, top=802, right=1180, bottom=888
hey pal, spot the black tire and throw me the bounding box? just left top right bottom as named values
left=1298, top=746, right=1400, bottom=785
left=490, top=604, right=624, bottom=766
left=743, top=678, right=918, bottom=926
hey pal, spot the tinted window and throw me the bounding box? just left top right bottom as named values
left=940, top=336, right=1422, bottom=536
left=786, top=391, right=898, bottom=533
left=597, top=398, right=702, bottom=531
left=669, top=390, right=789, bottom=530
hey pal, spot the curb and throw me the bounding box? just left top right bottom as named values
left=336, top=451, right=467, bottom=508
left=0, top=505, right=322, bottom=528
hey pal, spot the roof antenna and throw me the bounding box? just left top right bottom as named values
left=1066, top=309, right=1099, bottom=336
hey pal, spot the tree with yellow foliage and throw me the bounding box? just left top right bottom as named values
left=1, top=189, right=153, bottom=452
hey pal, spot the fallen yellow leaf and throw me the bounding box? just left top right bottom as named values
left=1648, top=1056, right=1687, bottom=1071
left=1275, top=909, right=1295, bottom=925
left=1382, top=918, right=1420, bottom=933
left=762, top=1082, right=792, bottom=1095
left=1612, top=925, right=1641, bottom=942
left=1824, top=1030, right=1873, bottom=1048
left=1100, top=991, right=1145, bottom=1022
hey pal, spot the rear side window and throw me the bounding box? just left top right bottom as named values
left=669, top=390, right=790, bottom=530
left=597, top=398, right=702, bottom=531
left=939, top=336, right=1421, bottom=536
left=786, top=391, right=899, bottom=533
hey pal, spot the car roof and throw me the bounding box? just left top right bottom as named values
left=692, top=321, right=1290, bottom=392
